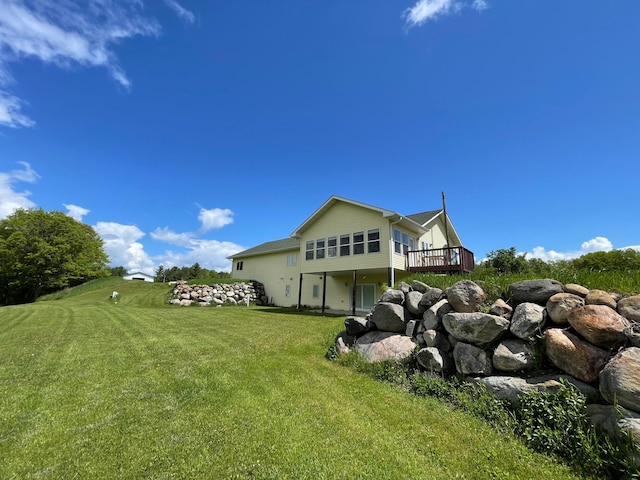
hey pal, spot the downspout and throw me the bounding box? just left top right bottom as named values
left=389, top=217, right=403, bottom=289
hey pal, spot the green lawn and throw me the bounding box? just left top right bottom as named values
left=0, top=279, right=588, bottom=479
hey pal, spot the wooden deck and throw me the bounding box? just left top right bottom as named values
left=406, top=247, right=475, bottom=274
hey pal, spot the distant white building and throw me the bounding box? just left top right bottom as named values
left=123, top=272, right=155, bottom=282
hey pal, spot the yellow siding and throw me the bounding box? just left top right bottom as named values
left=419, top=217, right=461, bottom=249
left=299, top=202, right=392, bottom=274
left=300, top=272, right=388, bottom=311
left=232, top=249, right=299, bottom=307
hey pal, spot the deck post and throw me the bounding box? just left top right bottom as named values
left=321, top=272, right=327, bottom=314
left=352, top=270, right=357, bottom=316
left=297, top=273, right=303, bottom=309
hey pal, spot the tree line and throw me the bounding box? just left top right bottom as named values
left=109, top=264, right=231, bottom=283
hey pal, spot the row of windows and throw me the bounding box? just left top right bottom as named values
left=305, top=229, right=380, bottom=260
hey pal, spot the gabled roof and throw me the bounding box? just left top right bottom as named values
left=228, top=237, right=300, bottom=260
left=406, top=209, right=443, bottom=226
left=290, top=195, right=427, bottom=237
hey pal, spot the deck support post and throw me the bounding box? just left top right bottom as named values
left=321, top=272, right=327, bottom=314
left=297, top=273, right=303, bottom=310
left=352, top=270, right=357, bottom=315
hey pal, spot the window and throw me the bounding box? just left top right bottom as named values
left=285, top=285, right=291, bottom=298
left=305, top=240, right=314, bottom=260
left=340, top=234, right=350, bottom=256
left=353, top=231, right=364, bottom=255
left=312, top=285, right=319, bottom=298
left=327, top=237, right=337, bottom=258
left=393, top=228, right=416, bottom=255
left=368, top=229, right=380, bottom=253
left=286, top=253, right=297, bottom=266
left=236, top=261, right=243, bottom=271
left=316, top=239, right=326, bottom=259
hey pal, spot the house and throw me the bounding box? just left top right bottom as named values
left=228, top=196, right=474, bottom=313
left=123, top=272, right=155, bottom=282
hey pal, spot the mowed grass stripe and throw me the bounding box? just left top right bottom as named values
left=0, top=285, right=586, bottom=479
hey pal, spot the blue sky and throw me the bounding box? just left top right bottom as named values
left=1, top=0, right=639, bottom=275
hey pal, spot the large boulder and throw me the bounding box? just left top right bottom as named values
left=585, top=289, right=617, bottom=310
left=416, top=347, right=454, bottom=373
left=599, top=347, right=640, bottom=412
left=544, top=328, right=610, bottom=383
left=344, top=316, right=373, bottom=336
left=419, top=288, right=444, bottom=310
left=379, top=289, right=404, bottom=305
left=410, top=280, right=429, bottom=293
left=369, top=302, right=406, bottom=333
left=509, top=302, right=546, bottom=341
left=453, top=342, right=493, bottom=376
left=619, top=295, right=640, bottom=322
left=355, top=331, right=416, bottom=363
left=442, top=312, right=510, bottom=346
left=335, top=331, right=356, bottom=355
left=507, top=279, right=564, bottom=306
left=492, top=339, right=536, bottom=372
left=567, top=305, right=629, bottom=349
left=546, top=293, right=584, bottom=325
left=405, top=291, right=427, bottom=317
left=446, top=280, right=486, bottom=313
left=564, top=283, right=589, bottom=298
left=422, top=299, right=452, bottom=330
left=478, top=374, right=600, bottom=405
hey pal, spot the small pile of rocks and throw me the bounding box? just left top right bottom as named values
left=169, top=281, right=266, bottom=307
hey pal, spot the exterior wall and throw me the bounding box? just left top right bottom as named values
left=419, top=217, right=461, bottom=249
left=300, top=272, right=388, bottom=311
left=232, top=249, right=300, bottom=307
left=123, top=273, right=154, bottom=282
left=299, top=202, right=392, bottom=274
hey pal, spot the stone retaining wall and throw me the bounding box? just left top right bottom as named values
left=169, top=280, right=267, bottom=306
left=336, top=278, right=640, bottom=465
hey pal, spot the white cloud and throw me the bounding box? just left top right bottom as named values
left=150, top=226, right=195, bottom=247
left=198, top=207, right=234, bottom=232
left=163, top=0, right=195, bottom=24
left=94, top=221, right=155, bottom=275
left=0, top=161, right=39, bottom=218
left=0, top=0, right=199, bottom=128
left=403, top=0, right=487, bottom=28
left=63, top=203, right=90, bottom=222
left=527, top=236, right=615, bottom=262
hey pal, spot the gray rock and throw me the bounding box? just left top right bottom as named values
left=398, top=282, right=412, bottom=295
left=355, top=331, right=417, bottom=363
left=423, top=299, right=452, bottom=330
left=478, top=374, right=601, bottom=405
left=453, top=342, right=493, bottom=376
left=619, top=295, right=640, bottom=322
left=416, top=347, right=454, bottom=373
left=544, top=328, right=610, bottom=383
left=405, top=320, right=419, bottom=337
left=446, top=280, right=486, bottom=313
left=344, top=316, right=373, bottom=336
left=335, top=331, right=356, bottom=355
left=369, top=302, right=406, bottom=333
left=379, top=289, right=404, bottom=305
left=492, top=339, right=536, bottom=372
left=546, top=292, right=584, bottom=325
left=410, top=280, right=429, bottom=293
left=422, top=329, right=452, bottom=352
left=443, top=312, right=510, bottom=346
left=489, top=298, right=513, bottom=320
left=510, top=302, right=546, bottom=341
left=405, top=291, right=427, bottom=317
left=599, top=347, right=640, bottom=412
left=507, top=279, right=564, bottom=305
left=419, top=288, right=444, bottom=310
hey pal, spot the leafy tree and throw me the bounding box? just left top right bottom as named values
left=110, top=266, right=127, bottom=277
left=572, top=249, right=640, bottom=272
left=190, top=262, right=201, bottom=279
left=484, top=247, right=529, bottom=275
left=0, top=208, right=110, bottom=304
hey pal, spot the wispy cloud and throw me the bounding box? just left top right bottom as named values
left=198, top=207, right=234, bottom=232
left=163, top=0, right=195, bottom=24
left=0, top=161, right=38, bottom=218
left=64, top=203, right=90, bottom=222
left=0, top=0, right=195, bottom=128
left=94, top=221, right=156, bottom=275
left=403, top=0, right=488, bottom=28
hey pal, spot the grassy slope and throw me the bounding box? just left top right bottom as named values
left=0, top=280, right=588, bottom=479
